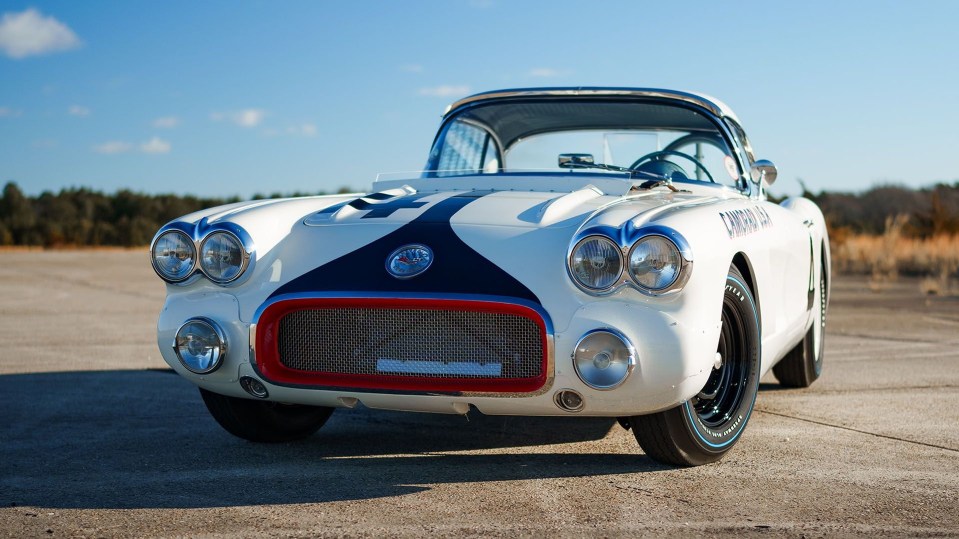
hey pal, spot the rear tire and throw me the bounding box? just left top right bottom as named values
left=774, top=254, right=827, bottom=388
left=630, top=265, right=761, bottom=466
left=199, top=388, right=334, bottom=443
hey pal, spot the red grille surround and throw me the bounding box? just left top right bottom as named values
left=253, top=297, right=549, bottom=393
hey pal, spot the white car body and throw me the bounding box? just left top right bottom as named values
left=153, top=88, right=829, bottom=463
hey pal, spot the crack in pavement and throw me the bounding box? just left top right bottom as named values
left=755, top=408, right=959, bottom=453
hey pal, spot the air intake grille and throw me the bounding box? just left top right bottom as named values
left=277, top=307, right=544, bottom=380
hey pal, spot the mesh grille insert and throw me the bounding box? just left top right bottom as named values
left=278, top=307, right=544, bottom=379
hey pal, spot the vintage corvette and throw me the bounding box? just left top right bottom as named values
left=151, top=87, right=829, bottom=466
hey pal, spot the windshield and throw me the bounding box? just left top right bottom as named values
left=425, top=99, right=742, bottom=187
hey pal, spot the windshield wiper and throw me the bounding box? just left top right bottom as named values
left=557, top=153, right=684, bottom=192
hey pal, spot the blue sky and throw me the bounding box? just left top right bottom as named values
left=1, top=0, right=957, bottom=198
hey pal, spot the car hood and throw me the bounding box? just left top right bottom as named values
left=184, top=175, right=734, bottom=235
left=298, top=185, right=727, bottom=232
left=170, top=178, right=737, bottom=324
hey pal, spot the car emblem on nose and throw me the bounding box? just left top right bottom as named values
left=386, top=244, right=433, bottom=279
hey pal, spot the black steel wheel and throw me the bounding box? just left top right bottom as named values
left=200, top=388, right=335, bottom=443
left=774, top=252, right=828, bottom=387
left=630, top=265, right=760, bottom=466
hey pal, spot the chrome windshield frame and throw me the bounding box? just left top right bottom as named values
left=428, top=89, right=756, bottom=197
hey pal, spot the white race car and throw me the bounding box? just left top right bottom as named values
left=152, top=88, right=829, bottom=466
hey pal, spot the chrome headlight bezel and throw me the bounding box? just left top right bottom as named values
left=199, top=230, right=251, bottom=285
left=173, top=317, right=227, bottom=374
left=567, top=235, right=624, bottom=292
left=150, top=222, right=255, bottom=287
left=627, top=233, right=692, bottom=295
left=572, top=328, right=637, bottom=390
left=150, top=229, right=197, bottom=283
left=566, top=224, right=692, bottom=297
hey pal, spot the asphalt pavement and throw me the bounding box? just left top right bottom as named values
left=1, top=250, right=957, bottom=537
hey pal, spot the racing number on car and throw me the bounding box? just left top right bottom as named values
left=352, top=195, right=430, bottom=219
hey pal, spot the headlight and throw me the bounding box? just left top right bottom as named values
left=628, top=235, right=684, bottom=291
left=572, top=329, right=636, bottom=390
left=200, top=231, right=247, bottom=283
left=569, top=236, right=623, bottom=291
left=151, top=230, right=196, bottom=282
left=174, top=318, right=226, bottom=374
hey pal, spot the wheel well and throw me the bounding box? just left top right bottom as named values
left=731, top=253, right=754, bottom=292
left=731, top=253, right=760, bottom=330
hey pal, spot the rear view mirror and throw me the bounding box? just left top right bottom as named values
left=559, top=153, right=595, bottom=168
left=750, top=159, right=778, bottom=186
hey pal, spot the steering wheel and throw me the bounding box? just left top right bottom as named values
left=629, top=150, right=716, bottom=184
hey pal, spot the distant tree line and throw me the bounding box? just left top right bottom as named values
left=1, top=180, right=958, bottom=247
left=0, top=182, right=353, bottom=247
left=800, top=182, right=959, bottom=237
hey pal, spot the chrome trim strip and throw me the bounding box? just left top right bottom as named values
left=248, top=292, right=556, bottom=399
left=444, top=87, right=728, bottom=119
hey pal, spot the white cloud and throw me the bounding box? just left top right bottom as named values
left=235, top=109, right=265, bottom=127
left=0, top=8, right=81, bottom=59
left=399, top=64, right=424, bottom=73
left=418, top=85, right=471, bottom=98
left=94, top=141, right=133, bottom=155
left=211, top=108, right=267, bottom=128
left=141, top=137, right=171, bottom=154
left=94, top=137, right=172, bottom=155
left=153, top=116, right=179, bottom=128
left=286, top=123, right=317, bottom=137
left=0, top=106, right=22, bottom=117
left=68, top=105, right=90, bottom=117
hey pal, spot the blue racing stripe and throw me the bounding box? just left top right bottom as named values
left=269, top=191, right=541, bottom=303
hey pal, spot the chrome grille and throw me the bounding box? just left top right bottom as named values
left=278, top=307, right=544, bottom=379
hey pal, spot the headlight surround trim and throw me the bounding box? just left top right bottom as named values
left=568, top=234, right=624, bottom=292
left=173, top=317, right=228, bottom=374
left=627, top=233, right=689, bottom=294
left=572, top=327, right=637, bottom=390
left=150, top=228, right=197, bottom=283
left=566, top=224, right=692, bottom=297
left=150, top=221, right=256, bottom=286
left=199, top=229, right=250, bottom=284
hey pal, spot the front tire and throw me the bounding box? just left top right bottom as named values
left=630, top=265, right=761, bottom=466
left=199, top=388, right=335, bottom=443
left=773, top=253, right=827, bottom=388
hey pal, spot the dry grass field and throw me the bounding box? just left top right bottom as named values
left=831, top=223, right=959, bottom=295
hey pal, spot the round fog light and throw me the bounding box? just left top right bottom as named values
left=554, top=389, right=585, bottom=412
left=173, top=318, right=226, bottom=374
left=573, top=329, right=636, bottom=390
left=240, top=376, right=269, bottom=399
